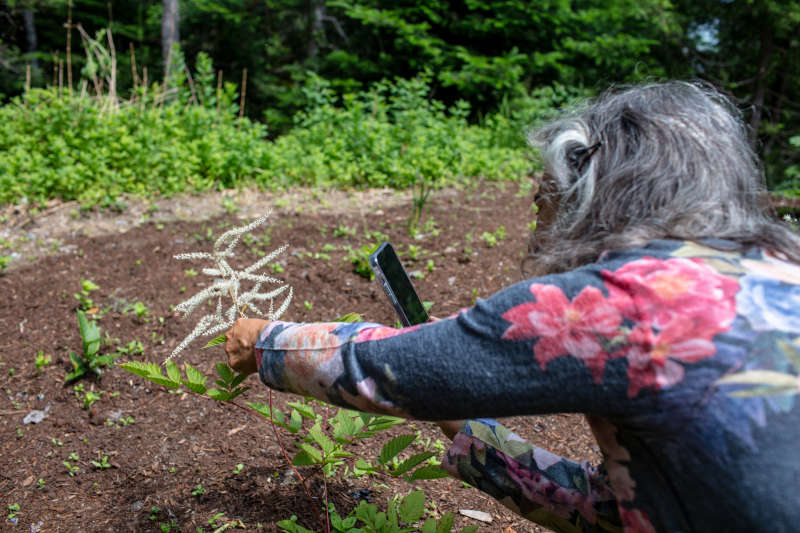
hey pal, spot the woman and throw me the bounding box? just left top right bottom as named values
left=225, top=82, right=800, bottom=532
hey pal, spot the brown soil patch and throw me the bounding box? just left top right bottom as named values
left=0, top=182, right=598, bottom=532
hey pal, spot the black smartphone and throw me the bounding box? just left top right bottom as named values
left=369, top=242, right=429, bottom=326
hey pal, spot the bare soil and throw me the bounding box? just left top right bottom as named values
left=0, top=183, right=599, bottom=533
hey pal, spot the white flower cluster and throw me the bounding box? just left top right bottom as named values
left=167, top=212, right=293, bottom=361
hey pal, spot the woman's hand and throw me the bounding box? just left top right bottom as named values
left=225, top=318, right=269, bottom=375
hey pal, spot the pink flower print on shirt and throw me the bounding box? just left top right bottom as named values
left=502, top=284, right=622, bottom=383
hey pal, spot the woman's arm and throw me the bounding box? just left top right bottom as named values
left=444, top=419, right=620, bottom=532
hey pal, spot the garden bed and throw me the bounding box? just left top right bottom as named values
left=0, top=182, right=598, bottom=532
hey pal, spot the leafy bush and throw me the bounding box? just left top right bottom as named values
left=0, top=65, right=535, bottom=207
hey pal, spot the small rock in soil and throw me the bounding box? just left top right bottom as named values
left=459, top=509, right=493, bottom=523
left=22, top=407, right=49, bottom=424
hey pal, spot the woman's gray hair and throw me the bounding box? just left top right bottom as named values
left=527, top=81, right=800, bottom=275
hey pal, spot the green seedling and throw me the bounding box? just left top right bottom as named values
left=65, top=310, right=121, bottom=382
left=91, top=455, right=111, bottom=469
left=333, top=224, right=357, bottom=238
left=7, top=503, right=20, bottom=520
left=63, top=461, right=79, bottom=477
left=192, top=484, right=205, bottom=496
left=73, top=279, right=100, bottom=311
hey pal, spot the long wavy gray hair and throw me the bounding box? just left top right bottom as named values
left=526, top=81, right=800, bottom=275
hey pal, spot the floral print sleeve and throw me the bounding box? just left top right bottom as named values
left=442, top=419, right=620, bottom=533
left=255, top=239, right=800, bottom=533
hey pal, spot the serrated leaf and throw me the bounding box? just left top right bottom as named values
left=287, top=401, right=315, bottom=419
left=118, top=361, right=161, bottom=378
left=181, top=379, right=207, bottom=394
left=399, top=490, right=425, bottom=524
left=202, top=334, right=227, bottom=348
left=333, top=312, right=363, bottom=323
left=284, top=409, right=301, bottom=433
left=165, top=361, right=181, bottom=383
left=206, top=388, right=231, bottom=401
left=147, top=376, right=181, bottom=389
left=292, top=450, right=317, bottom=466
left=215, top=362, right=234, bottom=384
left=421, top=518, right=437, bottom=533
left=309, top=425, right=336, bottom=455
left=296, top=442, right=322, bottom=462
left=230, top=373, right=248, bottom=389
left=226, top=386, right=249, bottom=400
left=407, top=465, right=450, bottom=481
left=184, top=364, right=207, bottom=386
left=435, top=512, right=454, bottom=533
left=380, top=434, right=416, bottom=464
left=391, top=452, right=435, bottom=476
left=247, top=402, right=285, bottom=424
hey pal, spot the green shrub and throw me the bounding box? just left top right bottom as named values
left=0, top=65, right=537, bottom=207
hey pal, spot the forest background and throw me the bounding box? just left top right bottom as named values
left=0, top=0, right=798, bottom=206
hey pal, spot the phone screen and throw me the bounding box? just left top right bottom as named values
left=369, top=242, right=429, bottom=326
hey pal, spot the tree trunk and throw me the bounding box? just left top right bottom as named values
left=23, top=7, right=39, bottom=74
left=307, top=1, right=325, bottom=59
left=161, top=0, right=180, bottom=68
left=749, top=14, right=773, bottom=148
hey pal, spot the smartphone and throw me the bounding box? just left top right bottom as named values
left=369, top=242, right=429, bottom=326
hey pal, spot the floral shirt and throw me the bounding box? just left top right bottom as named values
left=253, top=240, right=800, bottom=533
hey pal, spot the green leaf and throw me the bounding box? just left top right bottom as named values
left=399, top=490, right=425, bottom=524
left=184, top=364, right=207, bottom=386
left=391, top=452, right=435, bottom=476
left=165, top=361, right=181, bottom=383
left=226, top=386, right=249, bottom=401
left=147, top=376, right=181, bottom=389
left=287, top=401, right=315, bottom=419
left=118, top=361, right=163, bottom=378
left=461, top=526, right=479, bottom=533
left=288, top=409, right=303, bottom=433
left=380, top=434, right=416, bottom=464
left=215, top=363, right=234, bottom=384
left=206, top=388, right=231, bottom=401
left=308, top=424, right=336, bottom=455
left=181, top=379, right=207, bottom=394
left=435, top=512, right=454, bottom=533
left=295, top=442, right=322, bottom=463
left=292, top=450, right=317, bottom=466
left=407, top=465, right=450, bottom=481
left=421, top=518, right=437, bottom=533
left=230, top=373, right=248, bottom=389
left=202, top=334, right=227, bottom=348
left=247, top=402, right=285, bottom=424
left=333, top=312, right=363, bottom=322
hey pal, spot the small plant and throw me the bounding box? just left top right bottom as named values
left=36, top=478, right=45, bottom=490
left=130, top=301, right=149, bottom=320
left=63, top=460, right=80, bottom=477
left=192, top=484, right=205, bottom=496
left=0, top=255, right=10, bottom=273
left=304, top=300, right=313, bottom=310
left=480, top=225, right=506, bottom=248
left=65, top=310, right=121, bottom=382
left=333, top=224, right=357, bottom=238
left=73, top=279, right=100, bottom=311
left=7, top=503, right=19, bottom=520
left=34, top=350, right=52, bottom=375
left=345, top=243, right=378, bottom=280
left=233, top=463, right=244, bottom=474
left=91, top=455, right=111, bottom=469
